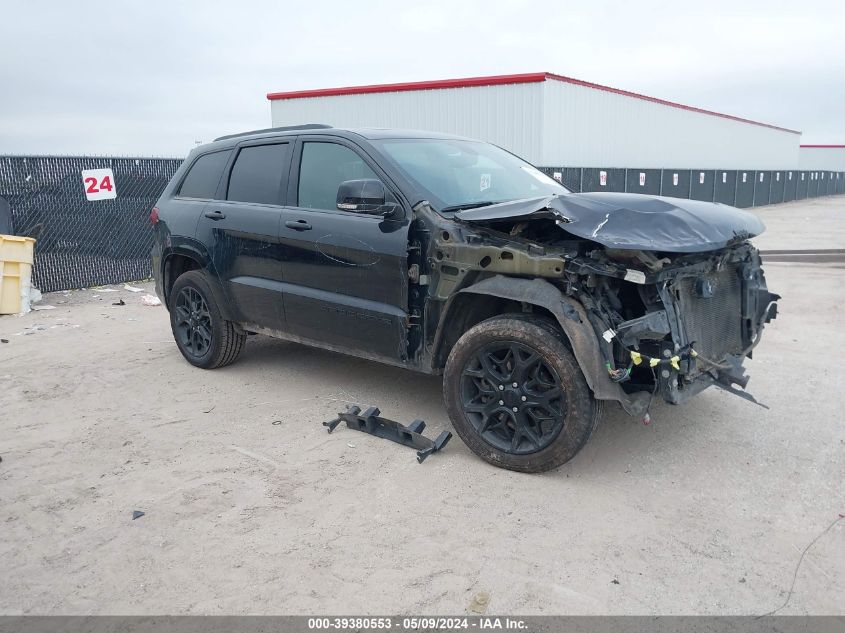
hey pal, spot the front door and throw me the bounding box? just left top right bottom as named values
left=194, top=141, right=291, bottom=330
left=279, top=137, right=411, bottom=362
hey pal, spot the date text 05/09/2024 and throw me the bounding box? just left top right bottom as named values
left=307, top=617, right=528, bottom=630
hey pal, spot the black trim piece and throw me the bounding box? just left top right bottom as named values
left=214, top=124, right=331, bottom=142
left=229, top=276, right=407, bottom=318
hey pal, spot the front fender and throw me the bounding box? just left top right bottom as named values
left=456, top=275, right=648, bottom=416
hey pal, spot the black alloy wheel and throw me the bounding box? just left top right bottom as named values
left=168, top=270, right=246, bottom=369
left=443, top=314, right=600, bottom=473
left=460, top=341, right=567, bottom=454
left=173, top=286, right=213, bottom=359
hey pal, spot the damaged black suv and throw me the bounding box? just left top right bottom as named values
left=152, top=124, right=779, bottom=472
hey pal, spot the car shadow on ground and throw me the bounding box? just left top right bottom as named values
left=226, top=334, right=724, bottom=478
left=234, top=334, right=444, bottom=399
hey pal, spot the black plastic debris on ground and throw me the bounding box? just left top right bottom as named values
left=324, top=405, right=452, bottom=463
left=132, top=510, right=145, bottom=520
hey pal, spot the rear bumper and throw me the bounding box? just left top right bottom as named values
left=151, top=242, right=164, bottom=305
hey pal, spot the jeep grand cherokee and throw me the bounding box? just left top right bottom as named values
left=151, top=124, right=779, bottom=472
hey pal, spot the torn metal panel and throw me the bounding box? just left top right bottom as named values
left=456, top=192, right=766, bottom=253
left=415, top=196, right=778, bottom=414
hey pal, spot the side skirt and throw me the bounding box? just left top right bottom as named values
left=240, top=322, right=430, bottom=374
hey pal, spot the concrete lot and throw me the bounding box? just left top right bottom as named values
left=1, top=197, right=843, bottom=615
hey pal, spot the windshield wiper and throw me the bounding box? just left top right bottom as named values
left=439, top=201, right=498, bottom=213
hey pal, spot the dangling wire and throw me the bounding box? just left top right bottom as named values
left=641, top=365, right=660, bottom=425
left=606, top=362, right=632, bottom=383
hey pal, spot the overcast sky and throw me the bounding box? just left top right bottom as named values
left=1, top=0, right=842, bottom=157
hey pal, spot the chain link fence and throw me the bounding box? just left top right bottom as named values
left=1, top=156, right=843, bottom=294
left=0, top=156, right=182, bottom=292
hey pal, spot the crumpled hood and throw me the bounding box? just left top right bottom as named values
left=456, top=192, right=766, bottom=253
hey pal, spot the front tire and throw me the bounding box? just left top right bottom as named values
left=443, top=315, right=600, bottom=473
left=169, top=270, right=246, bottom=369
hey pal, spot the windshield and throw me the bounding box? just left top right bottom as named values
left=373, top=138, right=569, bottom=211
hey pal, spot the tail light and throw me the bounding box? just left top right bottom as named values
left=150, top=207, right=159, bottom=225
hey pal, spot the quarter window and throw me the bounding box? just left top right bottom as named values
left=227, top=143, right=290, bottom=205
left=298, top=142, right=380, bottom=211
left=178, top=150, right=231, bottom=199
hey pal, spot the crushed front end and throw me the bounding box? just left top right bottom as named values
left=453, top=192, right=781, bottom=412
left=569, top=242, right=779, bottom=409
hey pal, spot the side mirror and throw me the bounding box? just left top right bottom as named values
left=336, top=179, right=395, bottom=215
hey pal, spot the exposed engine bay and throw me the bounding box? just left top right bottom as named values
left=417, top=192, right=780, bottom=416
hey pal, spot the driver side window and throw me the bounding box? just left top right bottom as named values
left=297, top=142, right=380, bottom=211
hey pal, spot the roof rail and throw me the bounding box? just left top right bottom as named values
left=214, top=124, right=332, bottom=142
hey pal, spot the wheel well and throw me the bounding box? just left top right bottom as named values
left=433, top=294, right=560, bottom=370
left=163, top=254, right=201, bottom=307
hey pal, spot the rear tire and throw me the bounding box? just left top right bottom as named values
left=169, top=270, right=246, bottom=369
left=443, top=314, right=600, bottom=473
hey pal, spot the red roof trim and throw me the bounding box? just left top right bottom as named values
left=800, top=144, right=845, bottom=148
left=266, top=73, right=547, bottom=101
left=266, top=72, right=801, bottom=135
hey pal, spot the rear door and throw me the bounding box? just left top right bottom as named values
left=194, top=140, right=291, bottom=330
left=278, top=136, right=411, bottom=362
left=169, top=149, right=232, bottom=247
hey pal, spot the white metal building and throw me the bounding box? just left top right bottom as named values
left=268, top=72, right=802, bottom=170
left=799, top=145, right=845, bottom=170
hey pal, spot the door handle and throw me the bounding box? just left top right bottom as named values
left=285, top=219, right=312, bottom=231
left=204, top=210, right=226, bottom=220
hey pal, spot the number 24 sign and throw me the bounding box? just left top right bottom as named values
left=81, top=168, right=117, bottom=201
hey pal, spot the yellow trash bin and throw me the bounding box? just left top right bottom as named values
left=0, top=234, right=36, bottom=314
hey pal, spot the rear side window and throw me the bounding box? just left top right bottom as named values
left=227, top=143, right=290, bottom=205
left=298, top=142, right=380, bottom=211
left=178, top=150, right=231, bottom=199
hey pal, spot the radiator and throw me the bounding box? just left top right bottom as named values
left=675, top=266, right=744, bottom=363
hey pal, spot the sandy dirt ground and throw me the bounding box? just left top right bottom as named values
left=1, top=197, right=843, bottom=616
